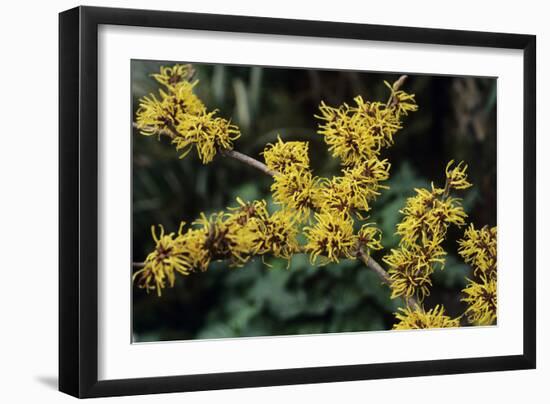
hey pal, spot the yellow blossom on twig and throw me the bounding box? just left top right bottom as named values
left=458, top=224, right=497, bottom=278
left=271, top=167, right=322, bottom=219
left=315, top=77, right=417, bottom=166
left=393, top=305, right=460, bottom=330
left=151, top=64, right=195, bottom=89
left=262, top=135, right=310, bottom=174
left=384, top=79, right=419, bottom=118
left=251, top=209, right=300, bottom=260
left=136, top=65, right=240, bottom=164
left=462, top=275, right=497, bottom=326
left=132, top=225, right=194, bottom=296
left=459, top=224, right=497, bottom=325
left=174, top=111, right=240, bottom=163
left=304, top=212, right=357, bottom=265
left=384, top=162, right=470, bottom=301
left=136, top=81, right=205, bottom=136
left=445, top=160, right=473, bottom=191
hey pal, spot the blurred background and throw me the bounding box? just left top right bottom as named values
left=131, top=60, right=496, bottom=342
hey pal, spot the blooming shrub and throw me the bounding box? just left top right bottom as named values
left=133, top=64, right=497, bottom=330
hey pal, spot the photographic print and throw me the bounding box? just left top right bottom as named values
left=131, top=60, right=497, bottom=342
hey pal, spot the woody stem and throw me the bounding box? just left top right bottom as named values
left=221, top=149, right=278, bottom=176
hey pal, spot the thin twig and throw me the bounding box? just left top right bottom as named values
left=359, top=251, right=391, bottom=284
left=222, top=149, right=278, bottom=176
left=386, top=74, right=408, bottom=107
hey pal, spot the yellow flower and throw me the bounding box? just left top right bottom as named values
left=136, top=64, right=241, bottom=164
left=458, top=224, right=497, bottom=326
left=179, top=227, right=210, bottom=272
left=384, top=161, right=471, bottom=301
left=135, top=81, right=205, bottom=136
left=393, top=305, right=460, bottom=330
left=445, top=160, right=472, bottom=190
left=169, top=81, right=206, bottom=116
left=174, top=111, right=241, bottom=164
left=352, top=95, right=403, bottom=148
left=227, top=197, right=270, bottom=226
left=357, top=224, right=384, bottom=253
left=316, top=99, right=391, bottom=166
left=151, top=64, right=195, bottom=89
left=384, top=246, right=438, bottom=300
left=252, top=209, right=300, bottom=260
left=342, top=157, right=391, bottom=208
left=304, top=211, right=357, bottom=265
left=262, top=135, right=310, bottom=174
left=271, top=167, right=322, bottom=219
left=132, top=225, right=193, bottom=296
left=458, top=224, right=497, bottom=277
left=343, top=157, right=391, bottom=190
left=315, top=79, right=417, bottom=166
left=317, top=175, right=357, bottom=215
left=194, top=211, right=256, bottom=266
left=396, top=183, right=468, bottom=248
left=317, top=157, right=391, bottom=215
left=462, top=275, right=497, bottom=326
left=226, top=198, right=299, bottom=260
left=135, top=92, right=176, bottom=136
left=384, top=80, right=419, bottom=118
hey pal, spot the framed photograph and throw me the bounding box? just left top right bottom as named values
left=59, top=6, right=536, bottom=398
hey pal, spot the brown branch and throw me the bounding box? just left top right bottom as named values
left=359, top=251, right=390, bottom=283
left=221, top=149, right=278, bottom=176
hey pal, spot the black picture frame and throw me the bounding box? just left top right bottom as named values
left=59, top=5, right=536, bottom=398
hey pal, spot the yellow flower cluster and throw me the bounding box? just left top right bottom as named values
left=151, top=64, right=196, bottom=89
left=271, top=168, right=323, bottom=219
left=459, top=225, right=497, bottom=325
left=136, top=81, right=204, bottom=135
left=262, top=135, right=323, bottom=219
left=445, top=160, right=472, bottom=190
left=393, top=305, right=460, bottom=330
left=384, top=244, right=444, bottom=300
left=262, top=136, right=310, bottom=174
left=264, top=80, right=415, bottom=264
left=133, top=198, right=300, bottom=295
left=319, top=158, right=391, bottom=216
left=459, top=224, right=497, bottom=277
left=132, top=224, right=201, bottom=296
left=384, top=79, right=419, bottom=118
left=135, top=68, right=412, bottom=278
left=384, top=161, right=471, bottom=301
left=251, top=209, right=300, bottom=260
left=136, top=64, right=240, bottom=163
left=288, top=79, right=415, bottom=263
left=315, top=84, right=417, bottom=167
left=303, top=212, right=382, bottom=265
left=462, top=276, right=497, bottom=326
left=261, top=134, right=387, bottom=265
